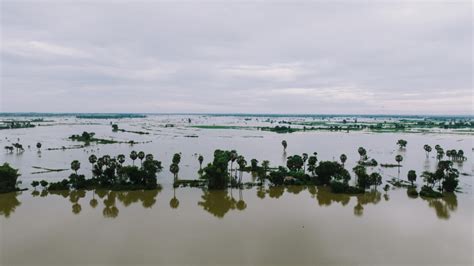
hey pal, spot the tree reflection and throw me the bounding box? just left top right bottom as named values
left=0, top=192, right=21, bottom=218
left=103, top=191, right=119, bottom=218
left=198, top=189, right=236, bottom=218
left=316, top=186, right=350, bottom=207
left=421, top=193, right=458, bottom=220
left=352, top=190, right=382, bottom=217
left=170, top=187, right=179, bottom=209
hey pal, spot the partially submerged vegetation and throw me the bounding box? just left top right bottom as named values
left=0, top=163, right=22, bottom=193
left=112, top=124, right=149, bottom=135
left=76, top=114, right=146, bottom=119
left=34, top=152, right=163, bottom=192
left=69, top=131, right=120, bottom=144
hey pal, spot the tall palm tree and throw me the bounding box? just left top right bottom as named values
left=358, top=147, right=367, bottom=161
left=172, top=153, right=181, bottom=164
left=281, top=140, right=287, bottom=151
left=138, top=151, right=145, bottom=166
left=395, top=155, right=403, bottom=166
left=36, top=142, right=42, bottom=151
left=117, top=154, right=125, bottom=166
left=198, top=155, right=204, bottom=169
left=302, top=153, right=308, bottom=173
left=130, top=151, right=138, bottom=165
left=89, top=154, right=97, bottom=174
left=423, top=144, right=432, bottom=157
left=340, top=154, right=347, bottom=167
left=261, top=160, right=270, bottom=173
left=145, top=154, right=154, bottom=161
left=237, top=156, right=247, bottom=184
left=230, top=150, right=238, bottom=173
left=71, top=160, right=81, bottom=174
left=170, top=163, right=180, bottom=181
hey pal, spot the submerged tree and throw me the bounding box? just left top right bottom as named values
left=130, top=151, right=138, bottom=165
left=170, top=163, right=180, bottom=181
left=198, top=155, right=204, bottom=170
left=407, top=170, right=417, bottom=187
left=281, top=140, right=287, bottom=151
left=286, top=155, right=304, bottom=172
left=138, top=151, right=145, bottom=166
left=0, top=163, right=21, bottom=193
left=340, top=154, right=347, bottom=167
left=201, top=150, right=232, bottom=189
left=395, top=155, right=403, bottom=166
left=357, top=147, right=367, bottom=161
left=117, top=154, right=126, bottom=166
left=71, top=160, right=81, bottom=174
left=396, top=139, right=407, bottom=149
left=423, top=145, right=432, bottom=157
left=36, top=142, right=42, bottom=151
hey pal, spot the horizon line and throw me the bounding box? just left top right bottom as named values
left=0, top=112, right=472, bottom=118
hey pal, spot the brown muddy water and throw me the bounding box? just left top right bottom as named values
left=0, top=114, right=472, bottom=265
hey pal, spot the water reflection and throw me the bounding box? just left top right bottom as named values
left=198, top=189, right=238, bottom=218
left=421, top=193, right=458, bottom=220
left=0, top=192, right=21, bottom=218
left=0, top=186, right=460, bottom=220
left=170, top=187, right=179, bottom=209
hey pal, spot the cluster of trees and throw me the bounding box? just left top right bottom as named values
left=397, top=139, right=407, bottom=148
left=0, top=163, right=21, bottom=193
left=4, top=143, right=24, bottom=153
left=33, top=151, right=163, bottom=191
left=422, top=144, right=466, bottom=162
left=421, top=160, right=460, bottom=195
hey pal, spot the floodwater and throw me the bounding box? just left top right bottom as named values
left=0, top=114, right=473, bottom=265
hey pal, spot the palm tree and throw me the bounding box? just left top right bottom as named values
left=170, top=163, right=179, bottom=181
left=36, top=142, right=42, bottom=151
left=145, top=154, right=154, bottom=161
left=261, top=160, right=270, bottom=173
left=198, top=155, right=204, bottom=169
left=340, top=154, right=347, bottom=167
left=138, top=151, right=145, bottom=166
left=230, top=150, right=237, bottom=173
left=407, top=170, right=417, bottom=187
left=302, top=153, right=308, bottom=173
left=436, top=149, right=444, bottom=161
left=117, top=154, right=125, bottom=165
left=281, top=140, right=287, bottom=151
left=237, top=156, right=247, bottom=184
left=358, top=147, right=367, bottom=161
left=423, top=144, right=432, bottom=157
left=130, top=151, right=138, bottom=165
left=458, top=149, right=464, bottom=160
left=396, top=139, right=407, bottom=148
left=446, top=150, right=452, bottom=160
left=71, top=160, right=81, bottom=174
left=395, top=155, right=403, bottom=166
left=172, top=153, right=181, bottom=165
left=170, top=187, right=179, bottom=209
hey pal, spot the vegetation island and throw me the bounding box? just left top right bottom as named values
left=1, top=138, right=466, bottom=205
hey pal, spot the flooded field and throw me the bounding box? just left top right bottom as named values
left=1, top=114, right=473, bottom=265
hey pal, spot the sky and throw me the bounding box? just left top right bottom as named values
left=0, top=0, right=472, bottom=115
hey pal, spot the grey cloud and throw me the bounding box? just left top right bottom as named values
left=0, top=1, right=472, bottom=114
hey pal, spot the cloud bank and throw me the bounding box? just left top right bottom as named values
left=1, top=1, right=472, bottom=114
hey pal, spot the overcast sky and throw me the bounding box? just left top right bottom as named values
left=0, top=0, right=472, bottom=114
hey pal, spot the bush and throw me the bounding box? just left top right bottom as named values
left=420, top=185, right=443, bottom=198
left=48, top=179, right=70, bottom=191
left=0, top=163, right=21, bottom=193
left=315, top=161, right=350, bottom=185
left=268, top=167, right=287, bottom=185
left=330, top=181, right=365, bottom=194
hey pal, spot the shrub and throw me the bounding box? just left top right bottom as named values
left=0, top=163, right=21, bottom=193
